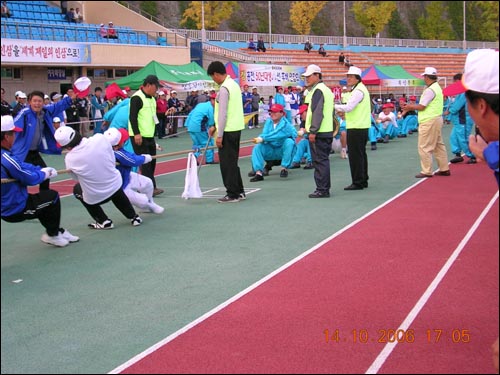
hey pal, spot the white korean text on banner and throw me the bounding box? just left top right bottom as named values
left=239, top=63, right=306, bottom=87
left=1, top=39, right=91, bottom=64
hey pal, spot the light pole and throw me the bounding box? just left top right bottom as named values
left=462, top=1, right=466, bottom=50
left=343, top=1, right=347, bottom=48
left=201, top=1, right=206, bottom=42
left=268, top=1, right=272, bottom=49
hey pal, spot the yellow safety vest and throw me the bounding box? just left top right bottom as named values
left=345, top=82, right=371, bottom=129
left=214, top=75, right=245, bottom=132
left=304, top=82, right=334, bottom=133
left=418, top=81, right=443, bottom=124
left=128, top=90, right=157, bottom=138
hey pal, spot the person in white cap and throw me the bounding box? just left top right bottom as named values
left=401, top=67, right=450, bottom=178
left=443, top=48, right=499, bottom=372
left=336, top=66, right=372, bottom=190
left=1, top=115, right=79, bottom=247
left=455, top=49, right=499, bottom=185
left=301, top=64, right=334, bottom=198
left=52, top=117, right=61, bottom=129
left=12, top=92, right=27, bottom=117
left=54, top=126, right=143, bottom=229
left=12, top=90, right=77, bottom=191
left=103, top=127, right=164, bottom=214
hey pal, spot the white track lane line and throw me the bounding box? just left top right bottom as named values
left=365, top=191, right=498, bottom=374
left=108, top=178, right=457, bottom=374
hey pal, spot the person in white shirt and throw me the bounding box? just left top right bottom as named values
left=376, top=103, right=398, bottom=143
left=54, top=126, right=142, bottom=229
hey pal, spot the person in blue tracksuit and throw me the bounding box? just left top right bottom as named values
left=290, top=104, right=313, bottom=169
left=12, top=90, right=76, bottom=190
left=1, top=115, right=78, bottom=247
left=446, top=73, right=476, bottom=164
left=185, top=93, right=216, bottom=164
left=249, top=103, right=297, bottom=181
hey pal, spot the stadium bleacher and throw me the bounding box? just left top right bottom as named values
left=1, top=0, right=157, bottom=45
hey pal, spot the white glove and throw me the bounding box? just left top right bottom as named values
left=142, top=154, right=153, bottom=163
left=41, top=167, right=58, bottom=179
left=297, top=130, right=305, bottom=137
left=253, top=137, right=263, bottom=144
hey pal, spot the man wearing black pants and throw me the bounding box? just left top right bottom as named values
left=207, top=61, right=245, bottom=203
left=335, top=66, right=371, bottom=190
left=129, top=75, right=164, bottom=196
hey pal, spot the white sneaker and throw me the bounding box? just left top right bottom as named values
left=341, top=149, right=348, bottom=159
left=41, top=233, right=69, bottom=247
left=60, top=229, right=80, bottom=242
left=131, top=215, right=143, bottom=226
left=148, top=202, right=165, bottom=214
left=88, top=219, right=114, bottom=230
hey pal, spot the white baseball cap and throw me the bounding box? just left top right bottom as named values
left=342, top=86, right=347, bottom=90
left=1, top=115, right=22, bottom=132
left=15, top=90, right=22, bottom=97
left=53, top=117, right=61, bottom=123
left=18, top=92, right=27, bottom=99
left=54, top=126, right=76, bottom=147
left=421, top=67, right=438, bottom=76
left=302, top=64, right=322, bottom=77
left=445, top=49, right=499, bottom=96
left=346, top=66, right=362, bottom=76
left=103, top=127, right=121, bottom=146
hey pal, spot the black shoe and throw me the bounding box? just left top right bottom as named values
left=262, top=167, right=270, bottom=176
left=466, top=157, right=477, bottom=164
left=415, top=173, right=433, bottom=178
left=290, top=162, right=301, bottom=169
left=250, top=174, right=264, bottom=182
left=239, top=192, right=246, bottom=200
left=303, top=162, right=313, bottom=169
left=450, top=156, right=464, bottom=163
left=371, top=144, right=377, bottom=150
left=344, top=184, right=363, bottom=191
left=280, top=169, right=288, bottom=178
left=362, top=182, right=368, bottom=188
left=434, top=170, right=451, bottom=176
left=309, top=191, right=330, bottom=198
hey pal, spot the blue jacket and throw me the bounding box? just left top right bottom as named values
left=1, top=148, right=47, bottom=216
left=113, top=147, right=147, bottom=189
left=259, top=116, right=297, bottom=148
left=12, top=96, right=73, bottom=160
left=185, top=102, right=214, bottom=133
left=448, top=93, right=473, bottom=126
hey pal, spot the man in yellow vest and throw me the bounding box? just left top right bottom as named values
left=336, top=66, right=371, bottom=190
left=207, top=61, right=245, bottom=203
left=302, top=64, right=334, bottom=198
left=401, top=67, right=450, bottom=178
left=129, top=75, right=164, bottom=196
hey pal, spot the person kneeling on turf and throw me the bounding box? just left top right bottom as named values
left=249, top=104, right=297, bottom=181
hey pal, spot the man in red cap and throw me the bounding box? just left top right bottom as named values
left=249, top=103, right=297, bottom=182
left=376, top=102, right=398, bottom=143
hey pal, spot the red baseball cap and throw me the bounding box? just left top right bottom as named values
left=269, top=104, right=284, bottom=113
left=298, top=104, right=308, bottom=115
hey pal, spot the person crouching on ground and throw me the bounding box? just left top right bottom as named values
left=249, top=104, right=297, bottom=182
left=54, top=126, right=142, bottom=229
left=1, top=115, right=79, bottom=247
left=104, top=127, right=164, bottom=214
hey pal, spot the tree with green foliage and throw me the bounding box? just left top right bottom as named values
left=181, top=1, right=238, bottom=30
left=417, top=2, right=455, bottom=40
left=475, top=1, right=499, bottom=41
left=352, top=1, right=397, bottom=37
left=387, top=7, right=409, bottom=39
left=140, top=1, right=157, bottom=17
left=289, top=1, right=327, bottom=35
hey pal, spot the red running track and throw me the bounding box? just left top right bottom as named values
left=110, top=162, right=498, bottom=374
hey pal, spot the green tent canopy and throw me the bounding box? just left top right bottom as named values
left=106, top=61, right=216, bottom=92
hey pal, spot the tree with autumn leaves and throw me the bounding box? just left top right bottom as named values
left=181, top=1, right=238, bottom=30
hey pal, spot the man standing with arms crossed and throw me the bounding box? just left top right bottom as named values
left=129, top=75, right=164, bottom=196
left=207, top=61, right=245, bottom=203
